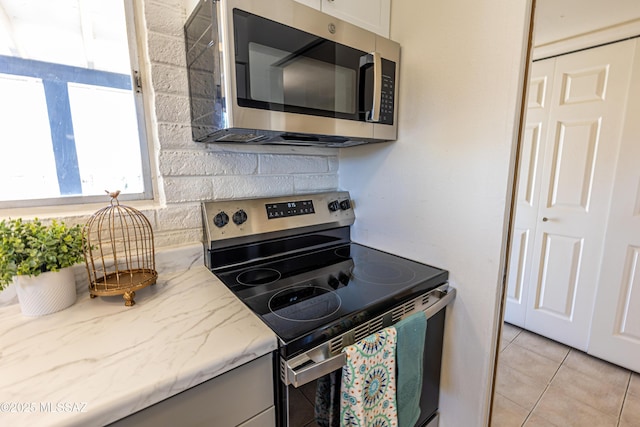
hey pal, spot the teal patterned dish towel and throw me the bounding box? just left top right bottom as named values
left=395, top=311, right=427, bottom=427
left=340, top=327, right=398, bottom=427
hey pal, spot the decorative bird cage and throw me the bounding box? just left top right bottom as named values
left=83, top=191, right=157, bottom=306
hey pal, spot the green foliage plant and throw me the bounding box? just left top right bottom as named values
left=0, top=218, right=84, bottom=290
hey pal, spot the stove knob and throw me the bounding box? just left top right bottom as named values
left=339, top=199, right=351, bottom=210
left=338, top=272, right=350, bottom=285
left=232, top=209, right=248, bottom=225
left=328, top=276, right=340, bottom=289
left=328, top=200, right=340, bottom=212
left=213, top=211, right=229, bottom=228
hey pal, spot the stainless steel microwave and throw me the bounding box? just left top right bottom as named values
left=184, top=0, right=400, bottom=147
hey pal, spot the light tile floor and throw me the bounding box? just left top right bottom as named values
left=491, top=323, right=640, bottom=427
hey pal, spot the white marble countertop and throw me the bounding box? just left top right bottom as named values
left=0, top=246, right=277, bottom=427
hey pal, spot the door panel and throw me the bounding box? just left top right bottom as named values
left=616, top=246, right=640, bottom=341
left=589, top=39, right=640, bottom=372
left=560, top=65, right=608, bottom=105
left=534, top=233, right=583, bottom=319
left=504, top=62, right=554, bottom=327
left=548, top=119, right=600, bottom=210
left=506, top=228, right=530, bottom=314
left=521, top=123, right=543, bottom=207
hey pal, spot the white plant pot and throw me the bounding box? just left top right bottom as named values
left=14, top=267, right=77, bottom=316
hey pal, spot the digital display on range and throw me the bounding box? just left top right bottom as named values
left=266, top=200, right=315, bottom=219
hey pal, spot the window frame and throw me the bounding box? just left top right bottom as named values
left=0, top=0, right=154, bottom=209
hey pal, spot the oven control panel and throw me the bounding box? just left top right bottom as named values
left=203, top=191, right=355, bottom=245
left=266, top=200, right=315, bottom=219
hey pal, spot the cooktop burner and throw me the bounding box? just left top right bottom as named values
left=336, top=247, right=416, bottom=285
left=268, top=286, right=342, bottom=322
left=351, top=260, right=417, bottom=285
left=237, top=268, right=281, bottom=286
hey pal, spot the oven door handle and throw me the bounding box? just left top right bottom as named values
left=283, top=352, right=347, bottom=389
left=282, top=287, right=456, bottom=388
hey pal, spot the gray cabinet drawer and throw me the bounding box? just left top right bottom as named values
left=110, top=353, right=274, bottom=427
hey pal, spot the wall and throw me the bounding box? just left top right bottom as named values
left=338, top=0, right=531, bottom=425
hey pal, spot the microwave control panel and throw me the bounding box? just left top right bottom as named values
left=380, top=58, right=396, bottom=125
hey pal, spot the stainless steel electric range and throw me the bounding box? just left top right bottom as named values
left=202, top=191, right=455, bottom=427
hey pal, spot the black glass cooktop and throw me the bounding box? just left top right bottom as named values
left=213, top=243, right=448, bottom=357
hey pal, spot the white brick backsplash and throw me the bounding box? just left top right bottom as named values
left=294, top=174, right=340, bottom=193
left=209, top=176, right=295, bottom=200
left=148, top=32, right=186, bottom=67
left=144, top=1, right=185, bottom=37
left=53, top=215, right=93, bottom=228
left=259, top=155, right=331, bottom=174
left=159, top=151, right=257, bottom=176
left=155, top=203, right=202, bottom=231
left=136, top=208, right=160, bottom=230
left=56, top=207, right=157, bottom=231
left=155, top=94, right=191, bottom=123
left=164, top=177, right=214, bottom=202
left=329, top=157, right=339, bottom=172
left=151, top=64, right=189, bottom=96
left=148, top=0, right=183, bottom=11
left=157, top=122, right=195, bottom=148
left=154, top=228, right=204, bottom=248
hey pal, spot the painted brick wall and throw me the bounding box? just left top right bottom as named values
left=142, top=0, right=340, bottom=249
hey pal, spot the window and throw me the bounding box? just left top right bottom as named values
left=0, top=0, right=152, bottom=208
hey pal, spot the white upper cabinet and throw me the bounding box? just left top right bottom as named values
left=294, top=0, right=391, bottom=38
left=294, top=0, right=321, bottom=9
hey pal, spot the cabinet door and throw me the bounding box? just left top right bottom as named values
left=293, top=0, right=321, bottom=9
left=110, top=354, right=274, bottom=427
left=588, top=40, right=640, bottom=373
left=321, top=0, right=391, bottom=37
left=294, top=0, right=391, bottom=38
left=238, top=407, right=276, bottom=427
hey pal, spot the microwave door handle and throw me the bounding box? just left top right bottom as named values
left=368, top=52, right=382, bottom=123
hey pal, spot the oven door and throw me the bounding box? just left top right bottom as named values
left=276, top=287, right=455, bottom=427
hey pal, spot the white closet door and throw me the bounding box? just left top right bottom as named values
left=523, top=40, right=634, bottom=350
left=505, top=41, right=635, bottom=351
left=504, top=59, right=555, bottom=327
left=588, top=40, right=640, bottom=372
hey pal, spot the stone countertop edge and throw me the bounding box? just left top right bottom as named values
left=0, top=244, right=278, bottom=427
